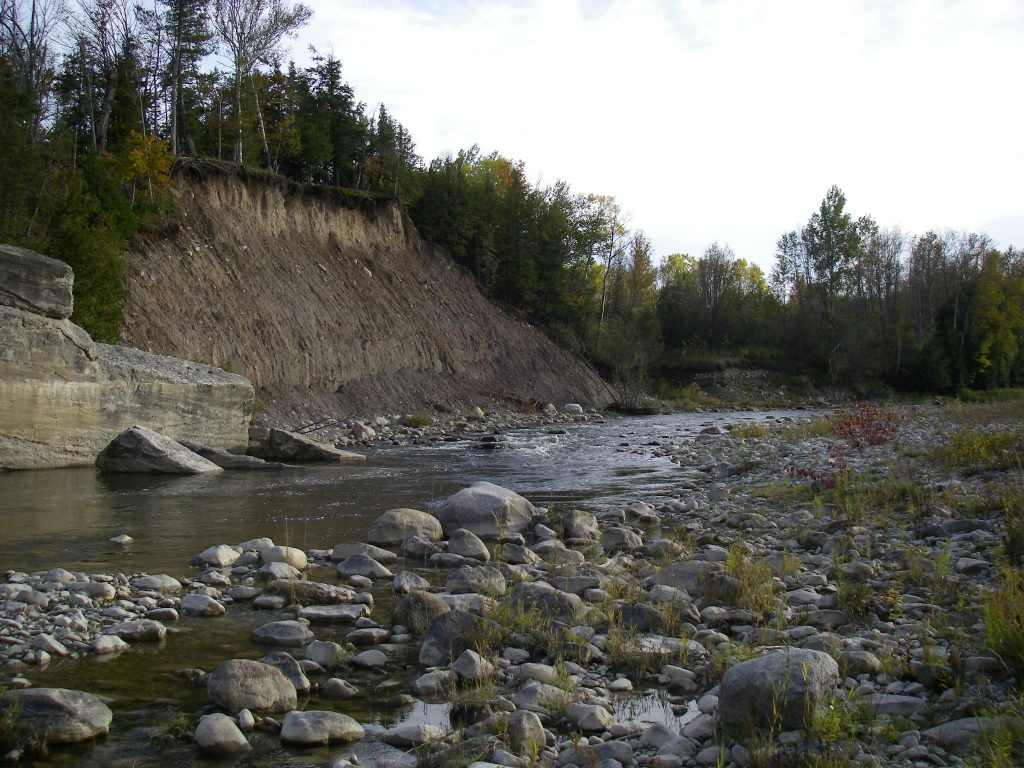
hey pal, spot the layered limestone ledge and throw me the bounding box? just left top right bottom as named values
left=0, top=246, right=254, bottom=470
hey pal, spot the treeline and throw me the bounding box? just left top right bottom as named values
left=3, top=0, right=1021, bottom=396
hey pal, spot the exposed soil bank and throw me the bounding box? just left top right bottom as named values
left=121, top=165, right=612, bottom=423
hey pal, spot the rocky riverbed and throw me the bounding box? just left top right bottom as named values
left=2, top=400, right=1022, bottom=768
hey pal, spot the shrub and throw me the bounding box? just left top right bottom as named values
left=983, top=568, right=1024, bottom=680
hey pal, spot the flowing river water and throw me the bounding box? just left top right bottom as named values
left=0, top=409, right=815, bottom=768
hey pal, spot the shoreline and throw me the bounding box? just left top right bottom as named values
left=2, top=399, right=1021, bottom=767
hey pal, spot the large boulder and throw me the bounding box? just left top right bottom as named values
left=446, top=565, right=506, bottom=596
left=280, top=710, right=364, bottom=745
left=502, top=581, right=585, bottom=624
left=718, top=648, right=840, bottom=731
left=419, top=610, right=498, bottom=666
left=392, top=590, right=451, bottom=636
left=247, top=426, right=365, bottom=463
left=651, top=559, right=724, bottom=597
left=96, top=425, right=223, bottom=474
left=432, top=482, right=536, bottom=537
left=367, top=508, right=443, bottom=545
left=207, top=659, right=297, bottom=712
left=0, top=244, right=73, bottom=318
left=3, top=688, right=112, bottom=745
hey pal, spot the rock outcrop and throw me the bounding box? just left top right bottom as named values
left=0, top=245, right=254, bottom=470
left=121, top=163, right=612, bottom=421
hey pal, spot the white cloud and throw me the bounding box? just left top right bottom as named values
left=298, top=0, right=1024, bottom=269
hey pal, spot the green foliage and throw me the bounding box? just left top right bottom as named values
left=982, top=567, right=1024, bottom=680
left=934, top=427, right=1024, bottom=472
left=722, top=543, right=776, bottom=620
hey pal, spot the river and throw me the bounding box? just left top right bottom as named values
left=0, top=409, right=812, bottom=767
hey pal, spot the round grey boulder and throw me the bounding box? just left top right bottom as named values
left=719, top=648, right=839, bottom=731
left=335, top=554, right=393, bottom=579
left=280, top=710, right=364, bottom=745
left=367, top=508, right=443, bottom=545
left=250, top=620, right=315, bottom=647
left=105, top=619, right=166, bottom=642
left=331, top=541, right=399, bottom=564
left=446, top=565, right=506, bottom=596
left=207, top=659, right=297, bottom=713
left=448, top=528, right=490, bottom=561
left=4, top=688, right=112, bottom=745
left=391, top=590, right=450, bottom=637
left=502, top=581, right=584, bottom=624
left=179, top=593, right=226, bottom=617
left=305, top=640, right=348, bottom=669
left=506, top=709, right=545, bottom=755
left=259, top=651, right=311, bottom=695
left=419, top=610, right=498, bottom=666
left=262, top=545, right=308, bottom=570
left=195, top=713, right=251, bottom=756
left=196, top=545, right=240, bottom=567
left=378, top=723, right=445, bottom=747
left=432, top=482, right=536, bottom=537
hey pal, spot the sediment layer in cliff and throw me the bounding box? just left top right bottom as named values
left=121, top=163, right=612, bottom=422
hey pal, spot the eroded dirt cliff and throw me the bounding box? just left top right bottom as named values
left=121, top=165, right=612, bottom=422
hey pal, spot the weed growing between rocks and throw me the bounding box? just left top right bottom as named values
left=983, top=567, right=1024, bottom=682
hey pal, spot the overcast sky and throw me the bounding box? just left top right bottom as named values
left=299, top=0, right=1023, bottom=271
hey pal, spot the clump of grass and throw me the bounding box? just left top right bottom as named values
left=402, top=413, right=432, bottom=428
left=731, top=422, right=768, bottom=439
left=721, top=544, right=775, bottom=620
left=934, top=426, right=1024, bottom=471
left=982, top=567, right=1024, bottom=680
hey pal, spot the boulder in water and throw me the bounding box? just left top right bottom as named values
left=96, top=425, right=223, bottom=474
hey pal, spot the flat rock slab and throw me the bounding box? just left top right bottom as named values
left=179, top=439, right=289, bottom=469
left=96, top=425, right=223, bottom=474
left=0, top=244, right=74, bottom=318
left=4, top=688, right=112, bottom=744
left=248, top=427, right=365, bottom=463
left=298, top=604, right=370, bottom=625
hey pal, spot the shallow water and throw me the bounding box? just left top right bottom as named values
left=0, top=409, right=813, bottom=766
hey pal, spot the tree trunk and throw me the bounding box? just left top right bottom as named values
left=250, top=76, right=271, bottom=170
left=233, top=65, right=243, bottom=164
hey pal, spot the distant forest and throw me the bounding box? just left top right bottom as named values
left=3, top=0, right=1022, bottom=398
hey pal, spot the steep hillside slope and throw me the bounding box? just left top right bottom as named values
left=121, top=165, right=611, bottom=422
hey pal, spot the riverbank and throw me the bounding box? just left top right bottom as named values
left=2, top=399, right=1022, bottom=767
